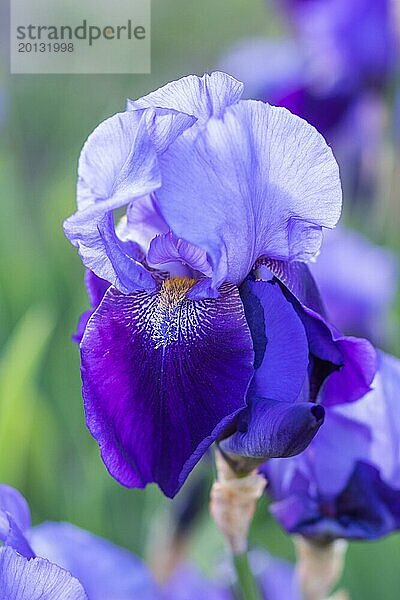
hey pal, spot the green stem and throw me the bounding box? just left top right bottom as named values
left=233, top=552, right=262, bottom=600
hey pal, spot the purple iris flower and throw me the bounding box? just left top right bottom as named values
left=221, top=0, right=397, bottom=143
left=164, top=550, right=300, bottom=600
left=275, top=0, right=398, bottom=90
left=0, top=484, right=158, bottom=599
left=309, top=227, right=398, bottom=344
left=219, top=41, right=388, bottom=206
left=221, top=1, right=397, bottom=202
left=64, top=72, right=376, bottom=498
left=264, top=351, right=400, bottom=541
left=218, top=37, right=353, bottom=141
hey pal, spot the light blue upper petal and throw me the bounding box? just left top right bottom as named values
left=64, top=108, right=195, bottom=291
left=75, top=110, right=143, bottom=211
left=127, top=72, right=243, bottom=122
left=75, top=109, right=195, bottom=211
left=29, top=522, right=159, bottom=600
left=0, top=547, right=87, bottom=600
left=156, top=100, right=342, bottom=290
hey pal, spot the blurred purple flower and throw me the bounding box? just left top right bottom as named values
left=164, top=550, right=300, bottom=600
left=221, top=1, right=397, bottom=200
left=310, top=227, right=398, bottom=344
left=64, top=72, right=375, bottom=498
left=0, top=484, right=158, bottom=599
left=264, top=351, right=400, bottom=541
left=275, top=0, right=398, bottom=91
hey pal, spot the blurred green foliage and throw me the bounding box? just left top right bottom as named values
left=0, top=0, right=399, bottom=598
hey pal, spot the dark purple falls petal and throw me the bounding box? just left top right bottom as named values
left=80, top=279, right=254, bottom=497
left=220, top=277, right=319, bottom=461
left=73, top=271, right=111, bottom=344
left=220, top=398, right=324, bottom=459
left=239, top=277, right=309, bottom=404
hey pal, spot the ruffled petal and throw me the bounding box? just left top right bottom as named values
left=377, top=352, right=400, bottom=485
left=75, top=109, right=194, bottom=211
left=0, top=547, right=86, bottom=600
left=258, top=265, right=344, bottom=400
left=147, top=231, right=213, bottom=276
left=75, top=110, right=142, bottom=211
left=334, top=462, right=400, bottom=540
left=29, top=522, right=158, bottom=600
left=64, top=109, right=195, bottom=291
left=240, top=278, right=309, bottom=403
left=220, top=398, right=324, bottom=459
left=63, top=116, right=160, bottom=292
left=127, top=71, right=243, bottom=122
left=80, top=281, right=254, bottom=497
left=156, top=100, right=342, bottom=290
left=305, top=404, right=373, bottom=496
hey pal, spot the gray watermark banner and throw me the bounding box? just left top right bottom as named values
left=10, top=0, right=151, bottom=74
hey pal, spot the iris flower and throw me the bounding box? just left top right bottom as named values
left=275, top=0, right=397, bottom=91
left=225, top=0, right=398, bottom=141
left=221, top=1, right=398, bottom=200
left=264, top=351, right=400, bottom=540
left=64, top=72, right=375, bottom=497
left=309, top=227, right=398, bottom=344
left=219, top=37, right=356, bottom=143
left=0, top=484, right=158, bottom=599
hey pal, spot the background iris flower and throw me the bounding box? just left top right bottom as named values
left=0, top=484, right=158, bottom=599
left=1, top=482, right=302, bottom=599
left=264, top=351, right=400, bottom=541
left=64, top=72, right=376, bottom=498
left=309, top=227, right=398, bottom=345
left=221, top=0, right=398, bottom=203
left=164, top=550, right=301, bottom=600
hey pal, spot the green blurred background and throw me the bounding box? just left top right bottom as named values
left=1, top=0, right=399, bottom=598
